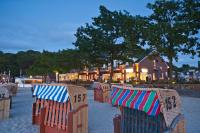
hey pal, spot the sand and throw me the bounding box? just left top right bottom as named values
left=181, top=97, right=200, bottom=133
left=0, top=88, right=199, bottom=133
left=0, top=88, right=38, bottom=133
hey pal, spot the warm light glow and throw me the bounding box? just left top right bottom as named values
left=113, top=73, right=122, bottom=81
left=102, top=74, right=110, bottom=81
left=126, top=68, right=133, bottom=73
left=135, top=63, right=139, bottom=72
left=141, top=68, right=148, bottom=73
left=126, top=73, right=135, bottom=82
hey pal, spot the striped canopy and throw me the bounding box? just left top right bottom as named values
left=33, top=84, right=69, bottom=103
left=111, top=86, right=161, bottom=116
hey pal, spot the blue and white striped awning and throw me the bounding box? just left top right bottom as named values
left=33, top=84, right=69, bottom=103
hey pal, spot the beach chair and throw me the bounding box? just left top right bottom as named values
left=92, top=82, right=110, bottom=103
left=0, top=83, right=18, bottom=109
left=32, top=84, right=88, bottom=133
left=32, top=84, right=70, bottom=125
left=0, top=85, right=10, bottom=120
left=32, top=84, right=48, bottom=125
left=111, top=85, right=186, bottom=133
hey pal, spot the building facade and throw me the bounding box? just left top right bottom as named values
left=133, top=54, right=169, bottom=81
left=59, top=52, right=169, bottom=83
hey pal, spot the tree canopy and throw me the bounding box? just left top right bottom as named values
left=142, top=0, right=200, bottom=79
left=0, top=0, right=199, bottom=81
left=0, top=49, right=82, bottom=77
left=74, top=5, right=146, bottom=82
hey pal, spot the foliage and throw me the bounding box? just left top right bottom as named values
left=0, top=49, right=82, bottom=77
left=16, top=50, right=41, bottom=74
left=143, top=0, right=200, bottom=79
left=74, top=6, right=145, bottom=82
left=0, top=52, right=19, bottom=76
left=0, top=1, right=199, bottom=81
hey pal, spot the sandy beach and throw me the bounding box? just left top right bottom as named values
left=0, top=88, right=200, bottom=133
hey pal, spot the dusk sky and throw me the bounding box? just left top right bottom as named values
left=0, top=0, right=198, bottom=67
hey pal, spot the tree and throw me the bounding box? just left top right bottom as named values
left=75, top=6, right=145, bottom=82
left=16, top=50, right=41, bottom=75
left=26, top=49, right=83, bottom=76
left=27, top=51, right=52, bottom=76
left=0, top=49, right=83, bottom=79
left=0, top=52, right=19, bottom=77
left=179, top=64, right=190, bottom=74
left=144, top=0, right=200, bottom=79
left=75, top=24, right=107, bottom=69
left=57, top=49, right=83, bottom=72
left=180, top=0, right=200, bottom=56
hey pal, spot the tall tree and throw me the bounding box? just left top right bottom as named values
left=27, top=51, right=53, bottom=76
left=144, top=0, right=200, bottom=79
left=57, top=49, right=83, bottom=72
left=0, top=52, right=19, bottom=76
left=0, top=49, right=83, bottom=78
left=75, top=23, right=110, bottom=72
left=74, top=6, right=144, bottom=82
left=180, top=0, right=200, bottom=56
left=16, top=50, right=41, bottom=75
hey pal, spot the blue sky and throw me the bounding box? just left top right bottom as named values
left=0, top=0, right=199, bottom=67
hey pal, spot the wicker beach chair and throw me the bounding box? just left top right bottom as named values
left=32, top=84, right=88, bottom=133
left=0, top=85, right=10, bottom=120
left=92, top=82, right=110, bottom=103
left=111, top=85, right=186, bottom=133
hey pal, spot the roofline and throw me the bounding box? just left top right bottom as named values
left=138, top=50, right=156, bottom=64
left=164, top=61, right=169, bottom=68
left=137, top=50, right=169, bottom=68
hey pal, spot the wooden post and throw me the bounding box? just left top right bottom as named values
left=113, top=114, right=121, bottom=133
left=68, top=112, right=73, bottom=133
left=32, top=103, right=36, bottom=124
left=124, top=69, right=126, bottom=83
left=40, top=107, right=46, bottom=133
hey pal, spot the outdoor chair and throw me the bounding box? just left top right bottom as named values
left=32, top=84, right=88, bottom=133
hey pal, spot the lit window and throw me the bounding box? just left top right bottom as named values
left=141, top=68, right=148, bottom=73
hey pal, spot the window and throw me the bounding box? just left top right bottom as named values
left=141, top=68, right=148, bottom=73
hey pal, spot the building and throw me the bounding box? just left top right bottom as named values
left=15, top=77, right=42, bottom=87
left=59, top=51, right=169, bottom=83
left=132, top=52, right=169, bottom=81
left=59, top=69, right=79, bottom=82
